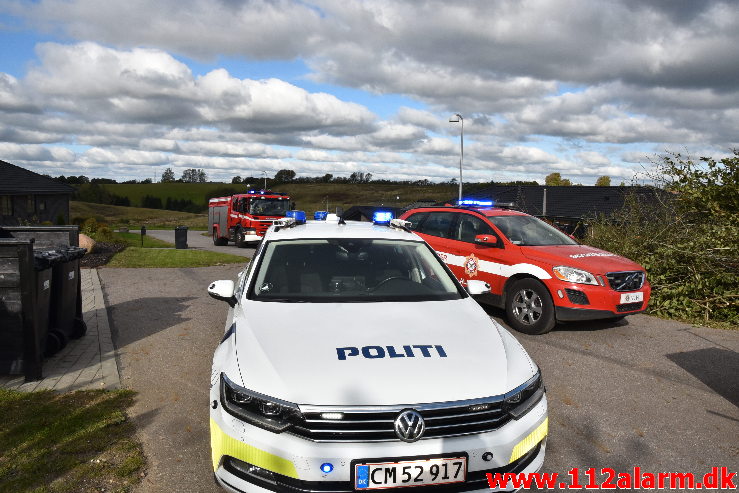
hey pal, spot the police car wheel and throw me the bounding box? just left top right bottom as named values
left=505, top=278, right=555, bottom=335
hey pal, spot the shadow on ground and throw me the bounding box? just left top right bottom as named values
left=480, top=304, right=626, bottom=333
left=107, top=296, right=197, bottom=347
left=666, top=347, right=739, bottom=407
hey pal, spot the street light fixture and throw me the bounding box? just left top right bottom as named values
left=449, top=113, right=464, bottom=202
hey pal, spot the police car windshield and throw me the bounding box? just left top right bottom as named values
left=250, top=239, right=463, bottom=302
left=489, top=215, right=577, bottom=246
left=249, top=198, right=290, bottom=216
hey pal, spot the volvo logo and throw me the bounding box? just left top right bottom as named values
left=394, top=409, right=425, bottom=442
left=616, top=272, right=642, bottom=291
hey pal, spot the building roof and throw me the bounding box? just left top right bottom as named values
left=457, top=185, right=668, bottom=220
left=0, top=160, right=75, bottom=195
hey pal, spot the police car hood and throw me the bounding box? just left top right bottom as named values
left=233, top=299, right=536, bottom=406
left=521, top=244, right=644, bottom=274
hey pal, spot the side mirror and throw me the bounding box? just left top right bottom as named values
left=208, top=280, right=237, bottom=307
left=467, top=280, right=491, bottom=295
left=474, top=234, right=498, bottom=246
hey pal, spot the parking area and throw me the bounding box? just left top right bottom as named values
left=99, top=265, right=738, bottom=493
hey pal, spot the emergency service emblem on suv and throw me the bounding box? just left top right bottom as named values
left=464, top=254, right=479, bottom=277
left=394, top=410, right=425, bottom=442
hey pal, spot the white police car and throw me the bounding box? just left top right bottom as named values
left=207, top=212, right=547, bottom=493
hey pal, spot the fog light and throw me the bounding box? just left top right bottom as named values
left=321, top=463, right=334, bottom=474
left=232, top=392, right=252, bottom=404
left=506, top=392, right=522, bottom=404
left=482, top=452, right=494, bottom=462
left=261, top=402, right=281, bottom=415
left=557, top=290, right=564, bottom=299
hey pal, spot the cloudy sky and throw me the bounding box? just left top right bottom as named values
left=1, top=0, right=737, bottom=185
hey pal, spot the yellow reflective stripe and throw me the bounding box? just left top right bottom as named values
left=210, top=418, right=298, bottom=478
left=509, top=417, right=548, bottom=464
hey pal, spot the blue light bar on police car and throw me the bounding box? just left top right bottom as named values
left=458, top=199, right=494, bottom=207
left=314, top=211, right=328, bottom=220
left=286, top=210, right=307, bottom=224
left=372, top=211, right=394, bottom=224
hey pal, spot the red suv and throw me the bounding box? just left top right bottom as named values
left=400, top=205, right=650, bottom=334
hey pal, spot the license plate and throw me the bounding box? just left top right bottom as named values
left=620, top=291, right=644, bottom=303
left=355, top=457, right=466, bottom=490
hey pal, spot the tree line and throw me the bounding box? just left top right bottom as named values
left=51, top=168, right=615, bottom=187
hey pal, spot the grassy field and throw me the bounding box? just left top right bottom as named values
left=104, top=183, right=236, bottom=209
left=0, top=388, right=144, bottom=493
left=97, top=182, right=457, bottom=215
left=266, top=182, right=457, bottom=214
left=106, top=247, right=247, bottom=268
left=113, top=231, right=174, bottom=248
left=71, top=201, right=208, bottom=229
left=73, top=182, right=457, bottom=229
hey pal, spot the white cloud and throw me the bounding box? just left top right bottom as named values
left=0, top=142, right=75, bottom=162
left=1, top=1, right=738, bottom=182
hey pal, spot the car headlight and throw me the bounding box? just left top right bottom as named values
left=505, top=370, right=545, bottom=420
left=552, top=266, right=598, bottom=285
left=220, top=373, right=302, bottom=433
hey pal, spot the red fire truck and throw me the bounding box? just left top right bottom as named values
left=208, top=189, right=292, bottom=247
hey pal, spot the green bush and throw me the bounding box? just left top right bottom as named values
left=81, top=217, right=98, bottom=235
left=585, top=151, right=738, bottom=327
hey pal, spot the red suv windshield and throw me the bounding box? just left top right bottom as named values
left=489, top=215, right=577, bottom=246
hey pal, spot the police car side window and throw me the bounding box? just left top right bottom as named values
left=454, top=214, right=495, bottom=243
left=417, top=212, right=455, bottom=238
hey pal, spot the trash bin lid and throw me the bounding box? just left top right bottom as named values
left=72, top=246, right=87, bottom=259
left=33, top=251, right=52, bottom=271
left=40, top=250, right=64, bottom=266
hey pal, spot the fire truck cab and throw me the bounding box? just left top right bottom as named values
left=209, top=190, right=291, bottom=248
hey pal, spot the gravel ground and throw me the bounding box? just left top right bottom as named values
left=100, top=266, right=739, bottom=493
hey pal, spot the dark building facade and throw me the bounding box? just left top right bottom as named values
left=446, top=185, right=670, bottom=237
left=0, top=160, right=75, bottom=226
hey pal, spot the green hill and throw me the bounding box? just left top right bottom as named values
left=71, top=201, right=208, bottom=229
left=99, top=182, right=457, bottom=215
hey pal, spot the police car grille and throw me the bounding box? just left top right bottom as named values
left=606, top=271, right=645, bottom=291
left=291, top=405, right=510, bottom=442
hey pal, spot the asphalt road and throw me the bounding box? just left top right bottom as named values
left=100, top=266, right=739, bottom=493
left=143, top=228, right=255, bottom=257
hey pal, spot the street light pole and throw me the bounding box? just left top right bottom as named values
left=261, top=171, right=267, bottom=190
left=449, top=113, right=464, bottom=202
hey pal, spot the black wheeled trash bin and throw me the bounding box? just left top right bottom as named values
left=175, top=226, right=188, bottom=249
left=33, top=251, right=55, bottom=360
left=46, top=246, right=87, bottom=356
left=0, top=239, right=46, bottom=381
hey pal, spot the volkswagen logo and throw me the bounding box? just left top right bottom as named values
left=394, top=409, right=425, bottom=442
